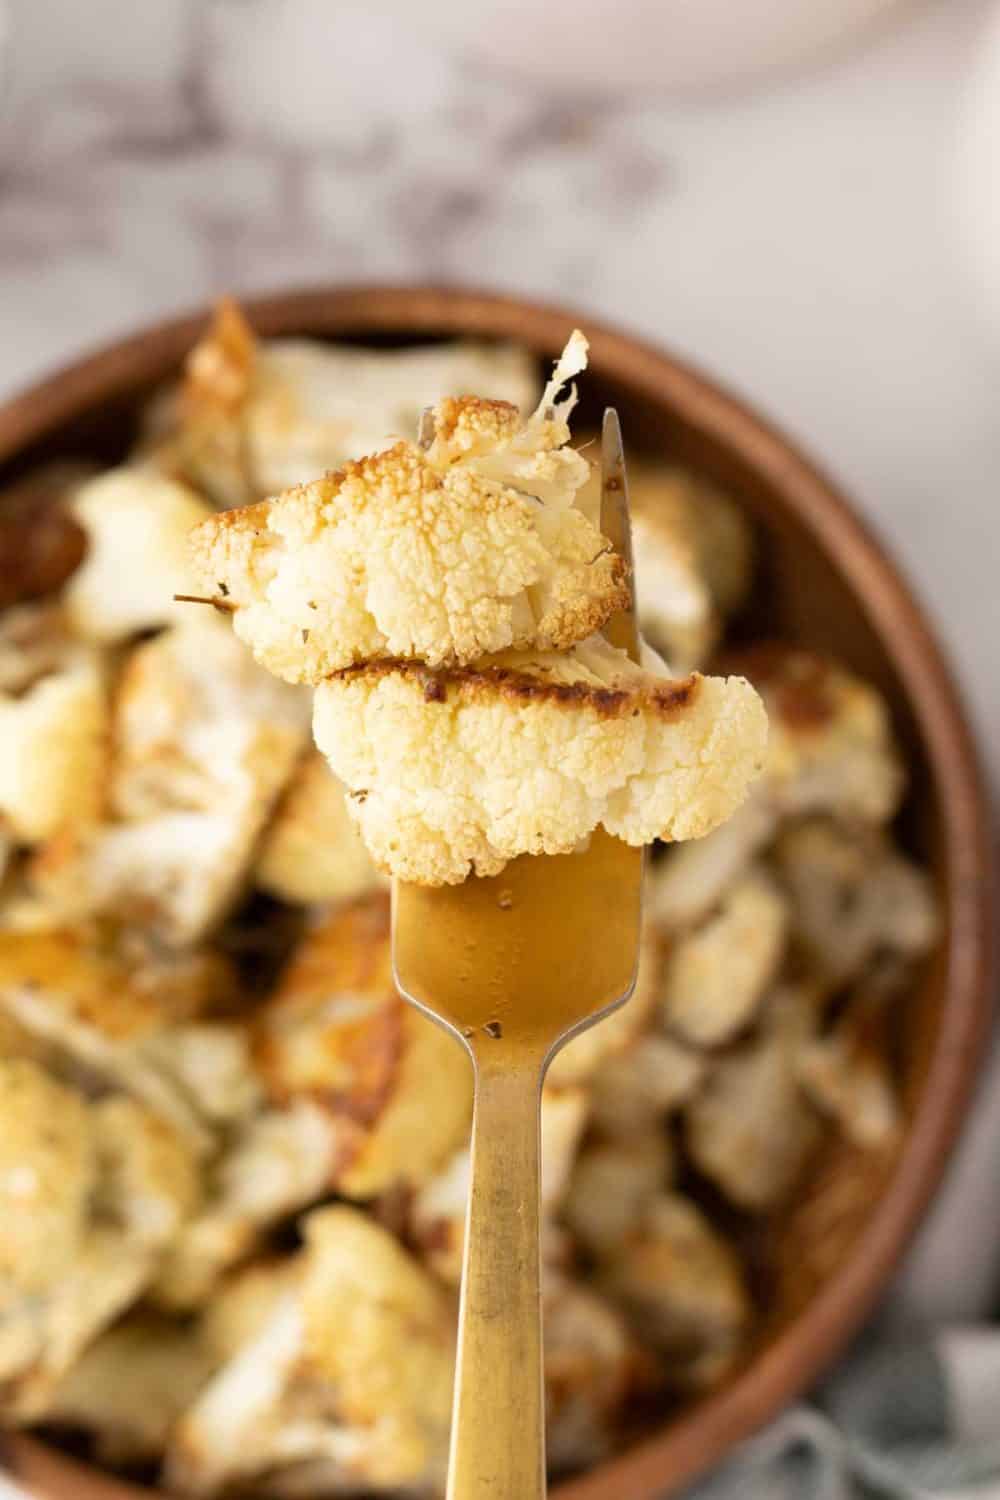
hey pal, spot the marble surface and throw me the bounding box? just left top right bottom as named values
left=0, top=0, right=997, bottom=1327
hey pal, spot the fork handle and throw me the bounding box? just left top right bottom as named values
left=447, top=1049, right=546, bottom=1500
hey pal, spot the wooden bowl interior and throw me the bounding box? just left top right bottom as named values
left=0, top=287, right=990, bottom=1500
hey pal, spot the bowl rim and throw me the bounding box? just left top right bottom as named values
left=0, top=283, right=993, bottom=1500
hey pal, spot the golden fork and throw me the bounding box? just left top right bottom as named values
left=393, top=408, right=644, bottom=1500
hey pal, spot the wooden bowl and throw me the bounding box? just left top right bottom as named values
left=0, top=286, right=993, bottom=1500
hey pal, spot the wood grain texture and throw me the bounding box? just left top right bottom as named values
left=0, top=284, right=993, bottom=1500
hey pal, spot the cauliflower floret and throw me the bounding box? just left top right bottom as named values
left=563, top=1132, right=673, bottom=1259
left=0, top=1058, right=96, bottom=1295
left=650, top=648, right=905, bottom=927
left=314, top=634, right=767, bottom=886
left=685, top=1002, right=823, bottom=1211
left=0, top=1056, right=203, bottom=1418
left=189, top=331, right=629, bottom=681
left=65, top=467, right=213, bottom=642
left=255, top=894, right=472, bottom=1199
left=151, top=298, right=540, bottom=508
left=647, top=799, right=776, bottom=931
left=773, top=817, right=938, bottom=990
left=255, top=751, right=384, bottom=906
left=199, top=1259, right=302, bottom=1365
left=31, top=619, right=309, bottom=945
left=93, top=1095, right=203, bottom=1249
left=153, top=1101, right=339, bottom=1311
left=589, top=1033, right=705, bottom=1139
left=796, top=965, right=905, bottom=1150
left=41, top=1316, right=214, bottom=1464
left=168, top=1206, right=454, bottom=1497
left=1, top=1231, right=157, bottom=1419
left=598, top=1194, right=750, bottom=1390
left=0, top=927, right=241, bottom=1150
left=732, top=644, right=905, bottom=824
left=0, top=604, right=107, bottom=843
left=544, top=1272, right=639, bottom=1474
left=660, top=868, right=788, bottom=1046
left=139, top=1024, right=262, bottom=1130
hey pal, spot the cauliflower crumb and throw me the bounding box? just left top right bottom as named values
left=313, top=634, right=767, bottom=886
left=189, top=331, right=629, bottom=680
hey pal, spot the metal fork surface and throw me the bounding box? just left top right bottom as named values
left=393, top=408, right=643, bottom=1500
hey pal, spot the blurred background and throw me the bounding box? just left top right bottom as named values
left=0, top=0, right=998, bottom=1418
left=1, top=0, right=998, bottom=770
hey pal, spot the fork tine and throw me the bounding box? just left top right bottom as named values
left=600, top=407, right=641, bottom=664
left=417, top=406, right=436, bottom=449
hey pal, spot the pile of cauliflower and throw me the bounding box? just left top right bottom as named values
left=0, top=304, right=937, bottom=1496
left=189, top=320, right=767, bottom=885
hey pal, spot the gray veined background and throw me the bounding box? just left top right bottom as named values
left=0, top=0, right=998, bottom=1333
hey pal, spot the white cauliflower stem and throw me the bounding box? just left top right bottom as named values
left=313, top=635, right=767, bottom=885
left=189, top=331, right=629, bottom=681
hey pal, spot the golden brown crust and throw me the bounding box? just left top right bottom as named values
left=431, top=394, right=520, bottom=443
left=254, top=896, right=397, bottom=1126
left=182, top=299, right=257, bottom=425
left=330, top=656, right=701, bottom=720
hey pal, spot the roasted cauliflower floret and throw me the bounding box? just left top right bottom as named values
left=314, top=636, right=767, bottom=886
left=0, top=1058, right=95, bottom=1294
left=31, top=620, right=309, bottom=945
left=563, top=1132, right=673, bottom=1259
left=660, top=868, right=787, bottom=1046
left=153, top=1101, right=338, bottom=1310
left=0, top=927, right=242, bottom=1150
left=255, top=895, right=472, bottom=1199
left=773, top=817, right=938, bottom=990
left=0, top=605, right=107, bottom=843
left=685, top=1003, right=823, bottom=1211
left=189, top=332, right=629, bottom=681
left=43, top=1316, right=214, bottom=1464
left=1, top=1232, right=157, bottom=1418
left=732, top=644, right=905, bottom=825
left=647, top=799, right=776, bottom=931
left=198, top=1259, right=301, bottom=1365
left=544, top=1272, right=639, bottom=1473
left=0, top=1057, right=202, bottom=1418
left=65, top=468, right=212, bottom=642
left=168, top=1207, right=455, bottom=1497
left=598, top=1194, right=750, bottom=1389
left=156, top=298, right=539, bottom=508
left=650, top=648, right=905, bottom=927
left=796, top=965, right=905, bottom=1150
left=93, top=1095, right=203, bottom=1249
left=589, top=1033, right=705, bottom=1139
left=255, top=751, right=383, bottom=906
